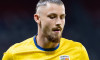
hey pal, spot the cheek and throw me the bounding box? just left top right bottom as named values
left=41, top=21, right=51, bottom=32
left=61, top=20, right=65, bottom=27
left=40, top=17, right=55, bottom=31
left=63, top=21, right=65, bottom=27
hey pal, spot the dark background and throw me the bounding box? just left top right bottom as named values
left=0, top=0, right=100, bottom=60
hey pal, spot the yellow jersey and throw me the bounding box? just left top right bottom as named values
left=2, top=36, right=89, bottom=60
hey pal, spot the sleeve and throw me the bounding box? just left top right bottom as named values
left=2, top=51, right=13, bottom=60
left=80, top=45, right=89, bottom=60
left=2, top=43, right=19, bottom=60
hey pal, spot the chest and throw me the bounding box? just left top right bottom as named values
left=13, top=50, right=81, bottom=60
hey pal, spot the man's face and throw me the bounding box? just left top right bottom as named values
left=38, top=3, right=65, bottom=43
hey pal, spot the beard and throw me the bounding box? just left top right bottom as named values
left=42, top=24, right=63, bottom=43
left=45, top=32, right=62, bottom=43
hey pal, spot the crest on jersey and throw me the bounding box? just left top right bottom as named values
left=60, top=55, right=70, bottom=60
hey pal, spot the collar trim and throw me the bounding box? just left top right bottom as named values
left=33, top=35, right=59, bottom=51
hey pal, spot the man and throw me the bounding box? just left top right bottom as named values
left=2, top=0, right=89, bottom=60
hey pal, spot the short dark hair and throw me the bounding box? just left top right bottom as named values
left=36, top=0, right=64, bottom=12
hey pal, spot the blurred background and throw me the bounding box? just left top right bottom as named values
left=0, top=0, right=100, bottom=60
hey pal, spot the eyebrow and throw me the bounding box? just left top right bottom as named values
left=61, top=14, right=66, bottom=16
left=47, top=13, right=66, bottom=16
left=47, top=13, right=57, bottom=15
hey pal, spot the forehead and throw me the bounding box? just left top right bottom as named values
left=37, top=2, right=65, bottom=15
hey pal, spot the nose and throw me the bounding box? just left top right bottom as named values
left=56, top=18, right=61, bottom=26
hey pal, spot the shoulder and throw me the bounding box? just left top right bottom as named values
left=5, top=37, right=34, bottom=54
left=60, top=38, right=86, bottom=52
left=60, top=38, right=89, bottom=60
left=2, top=37, right=34, bottom=60
left=61, top=38, right=83, bottom=47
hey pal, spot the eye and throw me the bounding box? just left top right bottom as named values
left=47, top=14, right=57, bottom=19
left=48, top=15, right=56, bottom=19
left=60, top=14, right=66, bottom=19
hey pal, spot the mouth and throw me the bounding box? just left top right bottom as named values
left=52, top=27, right=62, bottom=33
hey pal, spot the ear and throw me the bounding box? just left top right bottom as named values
left=34, top=14, right=40, bottom=24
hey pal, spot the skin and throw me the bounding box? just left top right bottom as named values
left=34, top=2, right=65, bottom=49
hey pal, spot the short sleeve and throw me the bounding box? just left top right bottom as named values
left=2, top=51, right=13, bottom=60
left=80, top=45, right=89, bottom=60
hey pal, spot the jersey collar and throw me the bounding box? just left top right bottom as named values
left=33, top=35, right=59, bottom=51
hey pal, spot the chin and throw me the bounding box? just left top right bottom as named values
left=47, top=34, right=62, bottom=43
